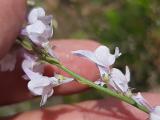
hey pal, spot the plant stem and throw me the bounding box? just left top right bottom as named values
left=56, top=64, right=149, bottom=114
left=17, top=38, right=149, bottom=114
left=42, top=52, right=149, bottom=113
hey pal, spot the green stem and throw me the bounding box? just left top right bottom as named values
left=17, top=38, right=149, bottom=114
left=56, top=64, right=149, bottom=114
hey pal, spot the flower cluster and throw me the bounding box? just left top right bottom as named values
left=21, top=7, right=53, bottom=46
left=20, top=8, right=74, bottom=106
left=72, top=45, right=160, bottom=120
left=0, top=7, right=74, bottom=106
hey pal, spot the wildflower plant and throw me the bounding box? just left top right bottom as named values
left=0, top=7, right=160, bottom=120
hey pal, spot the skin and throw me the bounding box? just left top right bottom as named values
left=0, top=0, right=160, bottom=119
left=3, top=93, right=160, bottom=120
left=0, top=0, right=26, bottom=58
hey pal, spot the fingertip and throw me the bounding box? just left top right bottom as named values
left=43, top=53, right=100, bottom=95
left=44, top=39, right=100, bottom=95
left=0, top=0, right=26, bottom=58
left=5, top=93, right=160, bottom=120
left=0, top=39, right=100, bottom=105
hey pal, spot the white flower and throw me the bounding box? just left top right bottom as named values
left=132, top=92, right=153, bottom=111
left=72, top=45, right=121, bottom=77
left=109, top=66, right=130, bottom=93
left=22, top=57, right=73, bottom=106
left=72, top=45, right=130, bottom=93
left=150, top=106, right=160, bottom=120
left=132, top=93, right=160, bottom=120
left=21, top=7, right=53, bottom=46
left=0, top=51, right=17, bottom=72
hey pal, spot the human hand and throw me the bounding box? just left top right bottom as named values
left=0, top=0, right=160, bottom=120
left=0, top=0, right=26, bottom=58
left=3, top=93, right=160, bottom=120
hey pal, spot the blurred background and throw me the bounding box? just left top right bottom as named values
left=1, top=0, right=160, bottom=117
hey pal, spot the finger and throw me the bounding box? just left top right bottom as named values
left=0, top=0, right=26, bottom=58
left=0, top=40, right=100, bottom=105
left=3, top=93, right=160, bottom=120
left=47, top=40, right=100, bottom=95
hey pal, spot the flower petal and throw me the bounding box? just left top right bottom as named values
left=28, top=7, right=45, bottom=24
left=114, top=47, right=122, bottom=58
left=72, top=50, right=104, bottom=66
left=132, top=92, right=152, bottom=111
left=0, top=51, right=17, bottom=72
left=98, top=66, right=108, bottom=77
left=41, top=25, right=53, bottom=40
left=26, top=20, right=47, bottom=44
left=125, top=66, right=130, bottom=82
left=94, top=45, right=116, bottom=67
left=40, top=93, right=48, bottom=107
left=39, top=15, right=53, bottom=25
left=26, top=20, right=46, bottom=34
left=153, top=106, right=160, bottom=115
left=21, top=29, right=27, bottom=36
left=150, top=106, right=160, bottom=120
left=40, top=85, right=54, bottom=107
left=110, top=68, right=129, bottom=93
left=28, top=78, right=51, bottom=95
left=22, top=58, right=58, bottom=82
left=150, top=113, right=160, bottom=120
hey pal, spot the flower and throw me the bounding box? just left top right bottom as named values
left=132, top=92, right=153, bottom=111
left=0, top=51, right=17, bottom=72
left=109, top=66, right=130, bottom=93
left=22, top=56, right=73, bottom=106
left=150, top=106, right=160, bottom=120
left=21, top=7, right=53, bottom=46
left=72, top=45, right=121, bottom=69
left=72, top=45, right=131, bottom=93
left=72, top=45, right=121, bottom=78
left=132, top=93, right=160, bottom=120
left=73, top=45, right=130, bottom=92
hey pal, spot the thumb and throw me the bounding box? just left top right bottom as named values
left=45, top=40, right=100, bottom=95
left=0, top=39, right=100, bottom=105
left=0, top=0, right=26, bottom=58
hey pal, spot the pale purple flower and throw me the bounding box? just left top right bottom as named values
left=132, top=93, right=160, bottom=120
left=109, top=66, right=130, bottom=93
left=150, top=106, right=160, bottom=120
left=21, top=7, right=53, bottom=46
left=22, top=57, right=73, bottom=106
left=0, top=51, right=17, bottom=72
left=132, top=92, right=153, bottom=111
left=72, top=45, right=131, bottom=92
left=72, top=45, right=121, bottom=77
